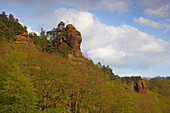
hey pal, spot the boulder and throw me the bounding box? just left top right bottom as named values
left=13, top=33, right=33, bottom=45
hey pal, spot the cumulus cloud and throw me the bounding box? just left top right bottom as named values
left=54, top=8, right=170, bottom=69
left=134, top=16, right=170, bottom=31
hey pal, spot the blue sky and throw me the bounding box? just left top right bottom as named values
left=0, top=0, right=170, bottom=77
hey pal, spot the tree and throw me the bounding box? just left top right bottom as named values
left=40, top=28, right=49, bottom=52
left=0, top=21, right=12, bottom=41
left=25, top=48, right=74, bottom=112
left=9, top=14, right=15, bottom=21
left=0, top=11, right=27, bottom=41
left=96, top=62, right=118, bottom=80
left=58, top=21, right=65, bottom=29
left=0, top=48, right=36, bottom=113
left=47, top=21, right=66, bottom=50
left=97, top=62, right=102, bottom=68
left=0, top=12, right=8, bottom=24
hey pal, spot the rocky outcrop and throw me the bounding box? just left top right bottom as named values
left=57, top=24, right=82, bottom=57
left=13, top=33, right=33, bottom=45
left=135, top=80, right=147, bottom=95
left=56, top=24, right=86, bottom=72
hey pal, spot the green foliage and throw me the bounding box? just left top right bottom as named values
left=47, top=21, right=66, bottom=50
left=26, top=48, right=74, bottom=112
left=29, top=21, right=66, bottom=53
left=96, top=62, right=119, bottom=80
left=0, top=11, right=27, bottom=42
left=108, top=79, right=137, bottom=113
left=149, top=77, right=170, bottom=95
left=0, top=21, right=12, bottom=41
left=122, top=76, right=142, bottom=84
left=58, top=21, right=65, bottom=29
left=0, top=45, right=36, bottom=113
left=0, top=12, right=27, bottom=35
left=29, top=32, right=53, bottom=52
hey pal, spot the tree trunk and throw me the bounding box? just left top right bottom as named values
left=75, top=88, right=79, bottom=113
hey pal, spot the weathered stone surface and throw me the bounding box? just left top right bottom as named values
left=137, top=80, right=147, bottom=95
left=57, top=24, right=82, bottom=57
left=66, top=24, right=76, bottom=30
left=13, top=33, right=33, bottom=45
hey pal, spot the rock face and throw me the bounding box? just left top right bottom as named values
left=57, top=24, right=82, bottom=57
left=13, top=33, right=33, bottom=45
left=136, top=80, right=147, bottom=95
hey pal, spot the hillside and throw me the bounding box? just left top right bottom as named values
left=0, top=12, right=170, bottom=113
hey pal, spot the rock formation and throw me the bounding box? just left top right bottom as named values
left=13, top=33, right=33, bottom=45
left=57, top=24, right=82, bottom=57
left=135, top=80, right=147, bottom=95
left=56, top=24, right=86, bottom=72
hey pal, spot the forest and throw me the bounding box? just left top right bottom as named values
left=0, top=12, right=170, bottom=113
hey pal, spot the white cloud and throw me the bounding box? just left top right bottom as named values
left=101, top=0, right=131, bottom=13
left=27, top=26, right=38, bottom=34
left=166, top=19, right=170, bottom=22
left=134, top=16, right=170, bottom=30
left=19, top=21, right=38, bottom=34
left=144, top=5, right=169, bottom=17
left=59, top=0, right=131, bottom=13
left=54, top=8, right=170, bottom=69
left=141, top=0, right=170, bottom=18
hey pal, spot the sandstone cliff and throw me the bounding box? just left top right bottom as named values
left=13, top=24, right=85, bottom=68
left=57, top=24, right=82, bottom=58
left=136, top=80, right=147, bottom=95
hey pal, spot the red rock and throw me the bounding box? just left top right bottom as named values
left=13, top=33, right=33, bottom=45
left=66, top=24, right=76, bottom=30
left=137, top=80, right=147, bottom=95
left=57, top=24, right=82, bottom=57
